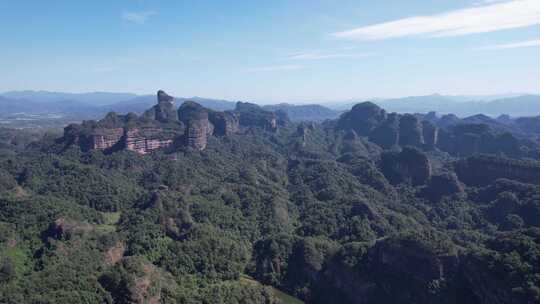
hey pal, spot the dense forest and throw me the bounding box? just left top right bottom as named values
left=1, top=96, right=540, bottom=304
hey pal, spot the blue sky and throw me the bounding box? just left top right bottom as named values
left=1, top=0, right=540, bottom=102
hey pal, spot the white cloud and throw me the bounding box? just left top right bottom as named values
left=245, top=65, right=304, bottom=72
left=476, top=39, right=540, bottom=50
left=286, top=51, right=373, bottom=60
left=122, top=11, right=157, bottom=24
left=333, top=0, right=540, bottom=40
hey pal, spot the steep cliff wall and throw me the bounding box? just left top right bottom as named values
left=380, top=147, right=432, bottom=186
left=124, top=128, right=176, bottom=155
left=456, top=155, right=540, bottom=186
left=208, top=111, right=239, bottom=136
left=178, top=101, right=211, bottom=150
left=235, top=102, right=279, bottom=132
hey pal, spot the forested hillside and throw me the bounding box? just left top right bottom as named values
left=1, top=97, right=539, bottom=304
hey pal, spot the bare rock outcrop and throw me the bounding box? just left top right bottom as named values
left=380, top=147, right=432, bottom=186
left=208, top=111, right=239, bottom=136
left=337, top=102, right=387, bottom=136
left=100, top=257, right=177, bottom=304
left=399, top=114, right=424, bottom=147
left=369, top=113, right=400, bottom=149
left=235, top=102, right=279, bottom=132
left=48, top=217, right=94, bottom=239
left=143, top=90, right=178, bottom=122
left=422, top=121, right=439, bottom=149
left=104, top=241, right=126, bottom=266
left=178, top=101, right=211, bottom=150
left=455, top=154, right=540, bottom=186
left=124, top=128, right=176, bottom=154
left=87, top=128, right=124, bottom=150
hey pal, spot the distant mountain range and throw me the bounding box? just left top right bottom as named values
left=0, top=91, right=341, bottom=123
left=1, top=91, right=539, bottom=124
left=1, top=90, right=138, bottom=106
left=373, top=94, right=540, bottom=117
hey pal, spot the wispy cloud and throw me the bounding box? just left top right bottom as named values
left=476, top=39, right=540, bottom=50
left=245, top=65, right=304, bottom=72
left=122, top=10, right=157, bottom=24
left=333, top=0, right=540, bottom=40
left=286, top=51, right=373, bottom=60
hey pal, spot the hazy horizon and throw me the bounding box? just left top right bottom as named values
left=2, top=89, right=539, bottom=106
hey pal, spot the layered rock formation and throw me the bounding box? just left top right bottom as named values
left=124, top=128, right=177, bottom=154
left=178, top=101, right=211, bottom=150
left=86, top=128, right=124, bottom=150
left=64, top=90, right=289, bottom=154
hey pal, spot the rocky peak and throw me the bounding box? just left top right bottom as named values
left=338, top=101, right=387, bottom=135
left=144, top=90, right=178, bottom=122
left=235, top=102, right=279, bottom=132
left=178, top=101, right=211, bottom=150
left=63, top=90, right=248, bottom=154
left=157, top=90, right=173, bottom=103
left=399, top=114, right=424, bottom=147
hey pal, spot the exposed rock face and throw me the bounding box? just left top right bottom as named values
left=87, top=128, right=124, bottom=150
left=380, top=147, right=432, bottom=186
left=338, top=102, right=387, bottom=136
left=144, top=90, right=178, bottom=122
left=296, top=122, right=315, bottom=147
left=157, top=90, right=173, bottom=103
left=104, top=241, right=125, bottom=266
left=124, top=128, right=176, bottom=154
left=399, top=114, right=424, bottom=147
left=369, top=113, right=400, bottom=149
left=422, top=121, right=439, bottom=149
left=455, top=155, right=540, bottom=186
left=336, top=103, right=441, bottom=151
left=178, top=101, right=211, bottom=150
left=208, top=111, right=239, bottom=136
left=49, top=217, right=94, bottom=239
left=235, top=102, right=279, bottom=132
left=429, top=121, right=525, bottom=158
left=64, top=90, right=292, bottom=154
left=101, top=257, right=177, bottom=304
left=438, top=114, right=460, bottom=128
left=275, top=109, right=291, bottom=127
